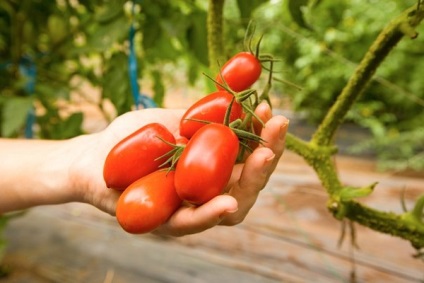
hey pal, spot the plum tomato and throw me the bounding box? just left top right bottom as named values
left=215, top=52, right=262, bottom=92
left=179, top=90, right=242, bottom=139
left=175, top=123, right=239, bottom=205
left=116, top=170, right=181, bottom=234
left=103, top=123, right=176, bottom=190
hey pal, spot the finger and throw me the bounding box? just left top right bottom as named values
left=220, top=147, right=275, bottom=226
left=260, top=115, right=289, bottom=172
left=154, top=195, right=238, bottom=237
left=250, top=102, right=272, bottom=138
left=254, top=101, right=273, bottom=124
left=221, top=115, right=289, bottom=225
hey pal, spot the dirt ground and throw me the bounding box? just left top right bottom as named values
left=2, top=151, right=424, bottom=283
left=1, top=84, right=424, bottom=282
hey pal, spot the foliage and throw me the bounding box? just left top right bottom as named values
left=0, top=0, right=213, bottom=138
left=1, top=0, right=422, bottom=165
left=0, top=0, right=423, bottom=260
left=250, top=0, right=424, bottom=170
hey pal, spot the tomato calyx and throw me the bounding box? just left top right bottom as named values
left=203, top=70, right=265, bottom=131
left=154, top=136, right=185, bottom=170
left=203, top=71, right=257, bottom=104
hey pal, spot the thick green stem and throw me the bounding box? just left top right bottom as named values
left=207, top=0, right=225, bottom=73
left=311, top=4, right=424, bottom=146
left=286, top=133, right=342, bottom=196
left=336, top=201, right=424, bottom=249
left=286, top=3, right=424, bottom=249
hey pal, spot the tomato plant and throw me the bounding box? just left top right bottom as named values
left=180, top=90, right=243, bottom=139
left=103, top=123, right=176, bottom=190
left=215, top=52, right=262, bottom=92
left=175, top=123, right=239, bottom=205
left=116, top=170, right=181, bottom=234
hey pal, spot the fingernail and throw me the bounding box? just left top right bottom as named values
left=219, top=208, right=238, bottom=220
left=280, top=119, right=290, bottom=140
left=263, top=153, right=275, bottom=174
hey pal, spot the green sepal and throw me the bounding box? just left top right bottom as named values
left=339, top=182, right=377, bottom=202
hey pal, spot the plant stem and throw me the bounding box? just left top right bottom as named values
left=286, top=133, right=343, bottom=196
left=207, top=0, right=225, bottom=73
left=340, top=201, right=424, bottom=249
left=286, top=3, right=424, bottom=248
left=311, top=4, right=424, bottom=146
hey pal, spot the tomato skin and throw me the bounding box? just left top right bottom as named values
left=175, top=124, right=239, bottom=205
left=180, top=91, right=242, bottom=139
left=215, top=52, right=262, bottom=92
left=103, top=123, right=176, bottom=191
left=175, top=136, right=189, bottom=146
left=116, top=170, right=181, bottom=234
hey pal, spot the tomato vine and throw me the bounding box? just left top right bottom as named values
left=206, top=1, right=424, bottom=251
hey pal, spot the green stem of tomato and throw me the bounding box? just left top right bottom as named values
left=223, top=96, right=235, bottom=126
left=207, top=0, right=225, bottom=73
left=259, top=60, right=273, bottom=107
left=310, top=3, right=424, bottom=147
left=286, top=132, right=424, bottom=249
left=283, top=1, right=424, bottom=250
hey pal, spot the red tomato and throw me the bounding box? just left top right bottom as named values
left=103, top=123, right=176, bottom=190
left=116, top=170, right=181, bottom=234
left=175, top=136, right=189, bottom=146
left=215, top=52, right=262, bottom=92
left=180, top=90, right=242, bottom=139
left=175, top=124, right=239, bottom=205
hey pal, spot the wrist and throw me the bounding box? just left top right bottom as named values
left=0, top=138, right=80, bottom=213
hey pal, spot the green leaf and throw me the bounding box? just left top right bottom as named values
left=85, top=16, right=130, bottom=53
left=236, top=0, right=268, bottom=20
left=102, top=52, right=133, bottom=115
left=95, top=0, right=125, bottom=24
left=141, top=16, right=162, bottom=51
left=186, top=10, right=209, bottom=66
left=287, top=0, right=312, bottom=30
left=151, top=70, right=165, bottom=107
left=1, top=97, right=33, bottom=137
left=57, top=112, right=84, bottom=139
left=47, top=14, right=67, bottom=44
left=187, top=58, right=201, bottom=86
left=339, top=183, right=377, bottom=202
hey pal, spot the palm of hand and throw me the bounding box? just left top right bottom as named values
left=75, top=105, right=287, bottom=237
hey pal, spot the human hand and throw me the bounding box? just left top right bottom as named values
left=154, top=102, right=289, bottom=236
left=71, top=103, right=288, bottom=236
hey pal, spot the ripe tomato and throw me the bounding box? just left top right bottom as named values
left=103, top=123, right=176, bottom=190
left=215, top=52, right=262, bottom=92
left=180, top=90, right=242, bottom=139
left=175, top=124, right=239, bottom=205
left=116, top=170, right=181, bottom=234
left=175, top=136, right=189, bottom=146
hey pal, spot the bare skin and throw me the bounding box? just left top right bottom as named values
left=0, top=102, right=289, bottom=236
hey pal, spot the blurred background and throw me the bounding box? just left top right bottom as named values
left=1, top=0, right=423, bottom=282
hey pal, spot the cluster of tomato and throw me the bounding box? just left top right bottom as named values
left=103, top=52, right=265, bottom=234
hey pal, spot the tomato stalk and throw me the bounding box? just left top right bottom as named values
left=154, top=136, right=185, bottom=171
left=259, top=59, right=273, bottom=106
left=202, top=70, right=264, bottom=131
left=244, top=20, right=257, bottom=55
left=272, top=76, right=303, bottom=91
left=202, top=71, right=256, bottom=102
left=243, top=20, right=280, bottom=75
left=180, top=117, right=264, bottom=144
left=223, top=96, right=235, bottom=126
